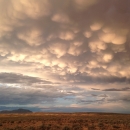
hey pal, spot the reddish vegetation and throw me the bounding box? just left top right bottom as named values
left=0, top=113, right=130, bottom=130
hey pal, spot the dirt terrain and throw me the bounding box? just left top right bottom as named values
left=0, top=113, right=130, bottom=130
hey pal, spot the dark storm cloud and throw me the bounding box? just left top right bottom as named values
left=0, top=86, right=67, bottom=105
left=0, top=72, right=51, bottom=84
left=64, top=73, right=130, bottom=84
left=103, top=87, right=130, bottom=91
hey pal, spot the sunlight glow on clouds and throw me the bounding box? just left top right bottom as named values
left=0, top=0, right=130, bottom=113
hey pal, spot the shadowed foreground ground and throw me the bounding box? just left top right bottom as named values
left=0, top=113, right=130, bottom=130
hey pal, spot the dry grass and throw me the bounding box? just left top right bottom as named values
left=0, top=113, right=129, bottom=130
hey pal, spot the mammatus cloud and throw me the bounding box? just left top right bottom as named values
left=0, top=0, right=130, bottom=112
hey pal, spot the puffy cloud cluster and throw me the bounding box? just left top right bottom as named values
left=0, top=0, right=130, bottom=112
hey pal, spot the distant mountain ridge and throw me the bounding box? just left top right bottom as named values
left=0, top=108, right=32, bottom=113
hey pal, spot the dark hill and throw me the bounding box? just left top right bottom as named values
left=0, top=108, right=32, bottom=114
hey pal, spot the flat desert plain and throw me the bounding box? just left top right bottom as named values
left=0, top=113, right=130, bottom=130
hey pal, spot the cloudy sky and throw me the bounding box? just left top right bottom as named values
left=0, top=0, right=130, bottom=113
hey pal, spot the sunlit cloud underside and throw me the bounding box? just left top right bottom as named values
left=0, top=0, right=130, bottom=113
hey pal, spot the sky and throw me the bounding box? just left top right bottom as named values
left=0, top=0, right=130, bottom=113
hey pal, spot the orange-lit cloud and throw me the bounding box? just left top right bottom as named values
left=0, top=0, right=130, bottom=112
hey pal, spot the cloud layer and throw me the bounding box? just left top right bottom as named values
left=0, top=0, right=130, bottom=112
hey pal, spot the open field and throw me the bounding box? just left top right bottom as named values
left=0, top=113, right=130, bottom=130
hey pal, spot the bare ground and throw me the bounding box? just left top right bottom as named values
left=0, top=112, right=130, bottom=130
